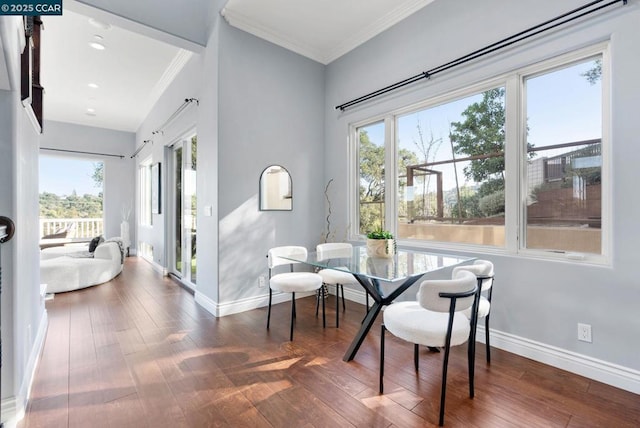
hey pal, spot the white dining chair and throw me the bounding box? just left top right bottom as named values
left=380, top=269, right=479, bottom=426
left=453, top=259, right=495, bottom=362
left=267, top=246, right=324, bottom=341
left=315, top=242, right=358, bottom=327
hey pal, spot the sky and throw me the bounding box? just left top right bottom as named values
left=39, top=155, right=103, bottom=196
left=363, top=56, right=602, bottom=192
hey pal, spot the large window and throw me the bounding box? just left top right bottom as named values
left=396, top=87, right=506, bottom=246
left=358, top=121, right=386, bottom=235
left=353, top=46, right=607, bottom=261
left=39, top=155, right=104, bottom=239
left=523, top=58, right=603, bottom=254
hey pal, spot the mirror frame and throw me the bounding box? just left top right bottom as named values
left=259, top=165, right=292, bottom=211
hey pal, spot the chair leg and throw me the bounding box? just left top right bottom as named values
left=414, top=344, right=419, bottom=371
left=439, top=310, right=457, bottom=427
left=315, top=288, right=320, bottom=317
left=341, top=284, right=346, bottom=311
left=321, top=285, right=326, bottom=328
left=380, top=324, right=386, bottom=394
left=267, top=288, right=272, bottom=329
left=439, top=342, right=452, bottom=426
left=290, top=292, right=296, bottom=341
left=336, top=286, right=340, bottom=328
left=468, top=331, right=476, bottom=399
left=292, top=292, right=297, bottom=319
left=485, top=314, right=491, bottom=363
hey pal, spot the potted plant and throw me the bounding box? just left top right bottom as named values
left=366, top=229, right=396, bottom=258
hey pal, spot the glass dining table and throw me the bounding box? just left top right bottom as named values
left=282, top=245, right=475, bottom=361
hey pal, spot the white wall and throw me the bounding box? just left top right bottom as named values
left=325, top=0, right=640, bottom=389
left=135, top=11, right=326, bottom=315
left=134, top=54, right=202, bottom=269
left=40, top=121, right=136, bottom=243
left=215, top=23, right=325, bottom=310
left=0, top=16, right=47, bottom=427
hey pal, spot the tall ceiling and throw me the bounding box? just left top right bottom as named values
left=221, top=0, right=435, bottom=64
left=40, top=9, right=190, bottom=132
left=40, top=0, right=435, bottom=132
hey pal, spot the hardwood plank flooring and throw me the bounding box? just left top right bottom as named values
left=19, top=257, right=640, bottom=427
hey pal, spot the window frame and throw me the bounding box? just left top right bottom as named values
left=139, top=157, right=153, bottom=227
left=515, top=44, right=610, bottom=263
left=349, top=42, right=610, bottom=265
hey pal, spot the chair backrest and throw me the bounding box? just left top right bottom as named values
left=452, top=259, right=494, bottom=291
left=268, top=246, right=307, bottom=269
left=316, top=242, right=352, bottom=261
left=417, top=270, right=477, bottom=313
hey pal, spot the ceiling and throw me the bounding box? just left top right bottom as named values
left=40, top=0, right=435, bottom=132
left=221, top=0, right=435, bottom=64
left=41, top=9, right=190, bottom=132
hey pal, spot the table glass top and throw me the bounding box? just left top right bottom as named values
left=283, top=245, right=474, bottom=282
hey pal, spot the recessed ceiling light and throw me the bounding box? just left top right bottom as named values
left=86, top=108, right=96, bottom=116
left=89, top=18, right=112, bottom=31
left=89, top=42, right=106, bottom=50
left=88, top=83, right=99, bottom=89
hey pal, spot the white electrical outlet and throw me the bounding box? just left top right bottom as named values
left=578, top=323, right=592, bottom=343
left=258, top=275, right=266, bottom=288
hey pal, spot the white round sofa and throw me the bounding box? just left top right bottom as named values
left=40, top=240, right=124, bottom=294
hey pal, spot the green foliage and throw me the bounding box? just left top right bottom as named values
left=366, top=229, right=393, bottom=239
left=359, top=130, right=385, bottom=203
left=450, top=88, right=506, bottom=184
left=39, top=192, right=103, bottom=218
left=450, top=193, right=481, bottom=219
left=92, top=162, right=104, bottom=189
left=479, top=189, right=505, bottom=217
left=359, top=129, right=418, bottom=233
left=359, top=129, right=385, bottom=234
left=191, top=135, right=198, bottom=169
left=478, top=177, right=504, bottom=198
left=582, top=59, right=602, bottom=85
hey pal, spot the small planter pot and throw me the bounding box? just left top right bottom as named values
left=366, top=238, right=396, bottom=258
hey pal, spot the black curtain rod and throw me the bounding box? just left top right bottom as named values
left=132, top=97, right=199, bottom=158
left=41, top=147, right=124, bottom=159
left=152, top=97, right=199, bottom=136
left=131, top=139, right=152, bottom=159
left=335, top=0, right=627, bottom=111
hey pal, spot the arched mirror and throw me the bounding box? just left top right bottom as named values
left=259, top=165, right=292, bottom=211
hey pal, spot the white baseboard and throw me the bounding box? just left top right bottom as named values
left=1, top=310, right=49, bottom=428
left=290, top=286, right=640, bottom=394
left=139, top=255, right=165, bottom=275
left=479, top=326, right=640, bottom=395
left=196, top=286, right=640, bottom=395
left=195, top=290, right=315, bottom=318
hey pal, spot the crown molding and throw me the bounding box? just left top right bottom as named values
left=139, top=49, right=193, bottom=127
left=325, top=0, right=435, bottom=64
left=221, top=7, right=326, bottom=64
left=222, top=0, right=434, bottom=65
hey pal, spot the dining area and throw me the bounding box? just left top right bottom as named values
left=20, top=249, right=640, bottom=428
left=265, top=243, right=493, bottom=425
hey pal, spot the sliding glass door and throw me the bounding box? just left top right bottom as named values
left=168, top=134, right=197, bottom=285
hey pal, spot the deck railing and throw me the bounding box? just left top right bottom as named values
left=39, top=218, right=104, bottom=239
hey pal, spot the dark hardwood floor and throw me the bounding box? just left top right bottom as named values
left=20, top=257, right=640, bottom=427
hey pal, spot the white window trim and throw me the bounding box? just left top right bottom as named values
left=516, top=43, right=610, bottom=265
left=139, top=156, right=152, bottom=227
left=349, top=42, right=611, bottom=266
